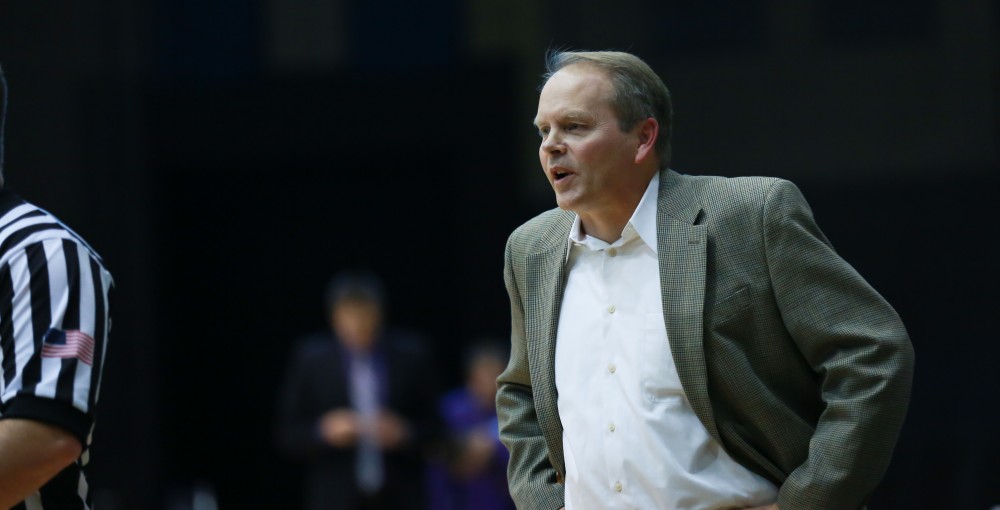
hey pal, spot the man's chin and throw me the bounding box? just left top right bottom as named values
left=553, top=192, right=579, bottom=212
left=554, top=197, right=575, bottom=212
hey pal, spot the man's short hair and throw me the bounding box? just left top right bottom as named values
left=324, top=270, right=385, bottom=312
left=543, top=50, right=673, bottom=169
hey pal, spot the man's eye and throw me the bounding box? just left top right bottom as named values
left=538, top=127, right=549, bottom=137
left=566, top=123, right=581, bottom=131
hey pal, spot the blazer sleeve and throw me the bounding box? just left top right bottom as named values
left=764, top=180, right=915, bottom=510
left=495, top=237, right=565, bottom=510
left=274, top=341, right=339, bottom=460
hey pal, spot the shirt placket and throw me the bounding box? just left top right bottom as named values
left=600, top=245, right=628, bottom=508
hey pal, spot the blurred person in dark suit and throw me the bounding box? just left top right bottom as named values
left=276, top=271, right=437, bottom=510
left=496, top=50, right=914, bottom=510
left=426, top=341, right=515, bottom=510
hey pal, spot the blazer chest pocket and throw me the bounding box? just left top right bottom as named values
left=709, top=285, right=751, bottom=326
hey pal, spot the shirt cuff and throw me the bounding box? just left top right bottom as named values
left=1, top=395, right=91, bottom=445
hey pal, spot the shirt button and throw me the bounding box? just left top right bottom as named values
left=614, top=481, right=623, bottom=493
left=607, top=305, right=616, bottom=314
left=608, top=248, right=617, bottom=257
left=608, top=422, right=616, bottom=432
left=608, top=363, right=616, bottom=374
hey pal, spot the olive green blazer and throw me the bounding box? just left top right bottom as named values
left=496, top=169, right=914, bottom=510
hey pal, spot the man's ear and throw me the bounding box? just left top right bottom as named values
left=634, top=117, right=658, bottom=165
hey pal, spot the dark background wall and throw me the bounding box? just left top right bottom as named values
left=1, top=1, right=998, bottom=508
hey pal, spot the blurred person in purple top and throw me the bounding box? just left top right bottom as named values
left=427, top=342, right=515, bottom=510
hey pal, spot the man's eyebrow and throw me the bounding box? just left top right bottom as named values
left=533, top=110, right=592, bottom=127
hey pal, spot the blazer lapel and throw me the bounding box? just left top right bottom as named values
left=524, top=229, right=571, bottom=475
left=657, top=170, right=720, bottom=443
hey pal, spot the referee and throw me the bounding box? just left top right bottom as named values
left=0, top=65, right=114, bottom=508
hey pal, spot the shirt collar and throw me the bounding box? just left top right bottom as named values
left=630, top=171, right=660, bottom=254
left=565, top=172, right=660, bottom=262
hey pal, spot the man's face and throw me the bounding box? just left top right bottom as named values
left=332, top=300, right=381, bottom=352
left=534, top=64, right=642, bottom=217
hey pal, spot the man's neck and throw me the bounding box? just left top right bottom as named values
left=577, top=211, right=631, bottom=244
left=577, top=170, right=657, bottom=243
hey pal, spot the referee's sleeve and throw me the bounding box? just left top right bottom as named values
left=0, top=237, right=112, bottom=445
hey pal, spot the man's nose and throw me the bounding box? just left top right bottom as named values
left=540, top=132, right=566, bottom=154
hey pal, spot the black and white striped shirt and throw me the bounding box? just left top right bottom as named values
left=0, top=189, right=113, bottom=509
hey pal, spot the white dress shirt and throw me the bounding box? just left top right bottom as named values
left=554, top=173, right=777, bottom=510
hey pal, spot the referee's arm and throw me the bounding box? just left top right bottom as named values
left=0, top=418, right=81, bottom=507
left=0, top=237, right=112, bottom=506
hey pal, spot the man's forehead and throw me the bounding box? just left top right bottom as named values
left=534, top=67, right=612, bottom=125
left=542, top=65, right=610, bottom=95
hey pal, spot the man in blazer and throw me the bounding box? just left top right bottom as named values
left=496, top=50, right=914, bottom=510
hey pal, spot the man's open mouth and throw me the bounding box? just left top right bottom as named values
left=552, top=168, right=572, bottom=181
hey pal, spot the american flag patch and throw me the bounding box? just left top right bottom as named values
left=40, top=328, right=95, bottom=366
